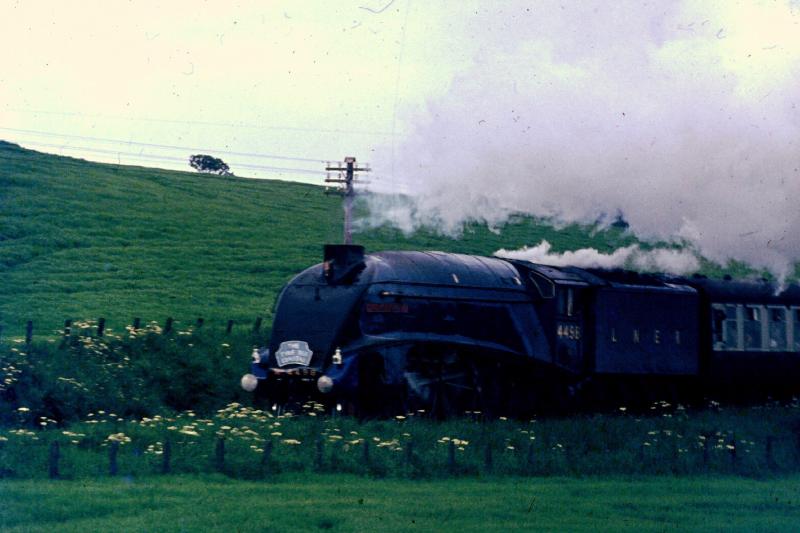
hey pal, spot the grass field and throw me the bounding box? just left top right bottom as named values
left=1, top=139, right=642, bottom=333
left=2, top=474, right=799, bottom=532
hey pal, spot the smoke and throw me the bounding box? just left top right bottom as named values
left=495, top=241, right=700, bottom=275
left=366, top=1, right=800, bottom=280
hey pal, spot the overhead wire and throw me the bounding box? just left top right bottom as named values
left=0, top=126, right=331, bottom=164
left=17, top=140, right=327, bottom=175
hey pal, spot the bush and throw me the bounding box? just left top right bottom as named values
left=0, top=322, right=267, bottom=425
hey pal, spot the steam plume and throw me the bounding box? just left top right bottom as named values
left=367, top=1, right=800, bottom=281
left=495, top=241, right=700, bottom=275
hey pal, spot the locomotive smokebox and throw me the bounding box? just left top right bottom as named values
left=323, top=244, right=365, bottom=284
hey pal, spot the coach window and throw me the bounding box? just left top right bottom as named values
left=713, top=304, right=741, bottom=351
left=791, top=307, right=800, bottom=352
left=744, top=305, right=763, bottom=351
left=712, top=304, right=725, bottom=349
left=767, top=307, right=787, bottom=351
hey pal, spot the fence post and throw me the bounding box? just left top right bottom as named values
left=766, top=436, right=777, bottom=470
left=162, top=439, right=171, bottom=474
left=702, top=433, right=710, bottom=469
left=261, top=440, right=273, bottom=472
left=447, top=440, right=456, bottom=473
left=0, top=324, right=3, bottom=343
left=362, top=439, right=370, bottom=466
left=526, top=441, right=535, bottom=471
left=196, top=318, right=204, bottom=328
left=405, top=440, right=414, bottom=473
left=163, top=317, right=173, bottom=334
left=97, top=317, right=106, bottom=337
left=226, top=320, right=234, bottom=334
left=25, top=321, right=33, bottom=344
left=63, top=319, right=72, bottom=337
left=109, top=440, right=119, bottom=476
left=484, top=443, right=493, bottom=473
left=132, top=317, right=141, bottom=331
left=315, top=436, right=325, bottom=471
left=49, top=441, right=60, bottom=479
left=795, top=425, right=800, bottom=463
left=215, top=438, right=225, bottom=472
left=253, top=317, right=263, bottom=334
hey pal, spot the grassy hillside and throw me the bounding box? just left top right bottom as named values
left=0, top=140, right=634, bottom=334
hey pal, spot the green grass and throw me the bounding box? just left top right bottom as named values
left=1, top=474, right=799, bottom=532
left=0, top=140, right=637, bottom=334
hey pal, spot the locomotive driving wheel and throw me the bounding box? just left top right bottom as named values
left=404, top=347, right=487, bottom=419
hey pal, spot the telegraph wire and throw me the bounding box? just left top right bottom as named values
left=0, top=126, right=331, bottom=164
left=18, top=140, right=327, bottom=175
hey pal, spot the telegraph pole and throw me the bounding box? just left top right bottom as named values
left=325, top=157, right=370, bottom=244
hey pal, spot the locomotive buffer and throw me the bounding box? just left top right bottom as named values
left=325, top=157, right=370, bottom=245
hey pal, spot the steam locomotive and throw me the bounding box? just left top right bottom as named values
left=241, top=244, right=800, bottom=417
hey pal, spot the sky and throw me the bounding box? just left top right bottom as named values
left=2, top=1, right=800, bottom=278
left=1, top=0, right=458, bottom=180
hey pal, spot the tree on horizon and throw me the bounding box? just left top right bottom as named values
left=189, top=154, right=232, bottom=176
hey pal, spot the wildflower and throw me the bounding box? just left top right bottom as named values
left=107, top=432, right=131, bottom=443
left=282, top=439, right=302, bottom=445
left=395, top=415, right=406, bottom=421
left=16, top=407, right=29, bottom=413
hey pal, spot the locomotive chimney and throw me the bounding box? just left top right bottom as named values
left=323, top=244, right=365, bottom=284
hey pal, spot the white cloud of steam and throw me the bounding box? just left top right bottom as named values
left=366, top=1, right=800, bottom=280
left=495, top=241, right=700, bottom=275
